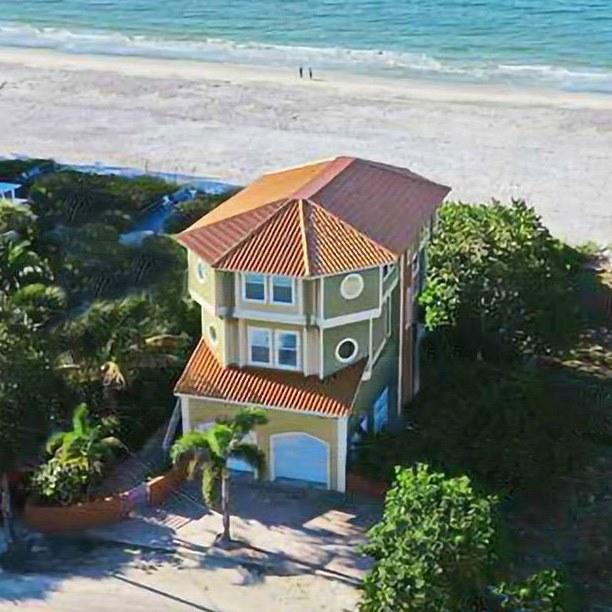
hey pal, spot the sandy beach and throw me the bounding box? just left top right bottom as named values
left=0, top=47, right=610, bottom=244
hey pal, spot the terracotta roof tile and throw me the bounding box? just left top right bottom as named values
left=216, top=200, right=307, bottom=276
left=175, top=339, right=365, bottom=417
left=177, top=156, right=450, bottom=277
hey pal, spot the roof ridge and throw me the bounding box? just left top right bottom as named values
left=211, top=199, right=295, bottom=266
left=359, top=158, right=451, bottom=190
left=291, top=156, right=354, bottom=201
left=305, top=198, right=396, bottom=259
left=297, top=199, right=312, bottom=277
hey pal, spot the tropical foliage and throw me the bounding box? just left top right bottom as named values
left=491, top=569, right=572, bottom=611
left=30, top=404, right=123, bottom=506
left=361, top=465, right=499, bottom=611
left=420, top=200, right=583, bottom=360
left=163, top=192, right=238, bottom=234
left=356, top=360, right=599, bottom=493
left=171, top=408, right=268, bottom=541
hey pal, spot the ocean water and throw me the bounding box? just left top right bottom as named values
left=1, top=0, right=612, bottom=93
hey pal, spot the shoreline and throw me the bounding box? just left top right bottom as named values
left=0, top=46, right=611, bottom=245
left=1, top=46, right=612, bottom=111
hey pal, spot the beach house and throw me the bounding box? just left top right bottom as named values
left=174, top=157, right=450, bottom=491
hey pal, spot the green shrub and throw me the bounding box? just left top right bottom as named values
left=30, top=458, right=90, bottom=506
left=354, top=361, right=597, bottom=493
left=420, top=201, right=583, bottom=360
left=30, top=171, right=173, bottom=229
left=163, top=192, right=236, bottom=234
left=360, top=465, right=499, bottom=611
left=491, top=569, right=574, bottom=611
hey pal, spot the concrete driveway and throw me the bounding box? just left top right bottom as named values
left=87, top=477, right=381, bottom=585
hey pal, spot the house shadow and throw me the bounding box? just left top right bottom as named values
left=168, top=476, right=381, bottom=585
left=0, top=522, right=182, bottom=607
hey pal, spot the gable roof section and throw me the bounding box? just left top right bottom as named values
left=177, top=156, right=450, bottom=277
left=175, top=339, right=365, bottom=418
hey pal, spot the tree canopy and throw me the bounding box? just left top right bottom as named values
left=361, top=465, right=499, bottom=611
left=420, top=201, right=583, bottom=360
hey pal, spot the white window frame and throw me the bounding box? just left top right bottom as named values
left=247, top=326, right=272, bottom=366
left=243, top=273, right=267, bottom=303
left=335, top=338, right=358, bottom=363
left=196, top=259, right=208, bottom=284
left=242, top=274, right=297, bottom=306
left=271, top=276, right=296, bottom=306
left=382, top=263, right=396, bottom=280
left=274, top=330, right=301, bottom=371
left=340, top=273, right=364, bottom=300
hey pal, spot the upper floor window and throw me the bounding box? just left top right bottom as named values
left=244, top=273, right=266, bottom=302
left=275, top=330, right=299, bottom=369
left=196, top=259, right=208, bottom=283
left=242, top=274, right=295, bottom=305
left=248, top=327, right=271, bottom=364
left=271, top=276, right=294, bottom=304
left=247, top=326, right=300, bottom=371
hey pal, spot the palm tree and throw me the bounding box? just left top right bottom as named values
left=0, top=240, right=49, bottom=293
left=46, top=403, right=124, bottom=482
left=171, top=408, right=268, bottom=543
left=56, top=296, right=185, bottom=414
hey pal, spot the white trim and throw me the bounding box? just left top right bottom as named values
left=231, top=308, right=307, bottom=326
left=207, top=323, right=219, bottom=346
left=302, top=327, right=309, bottom=375
left=190, top=292, right=216, bottom=316
left=242, top=272, right=267, bottom=304
left=337, top=417, right=348, bottom=493
left=317, top=307, right=381, bottom=329
left=335, top=338, right=359, bottom=364
left=382, top=275, right=399, bottom=301
left=247, top=326, right=272, bottom=366
left=319, top=277, right=325, bottom=320
left=340, top=273, right=365, bottom=300
left=299, top=279, right=305, bottom=316
left=270, top=432, right=331, bottom=489
left=238, top=319, right=247, bottom=366
left=196, top=259, right=208, bottom=284
left=176, top=392, right=341, bottom=419
left=319, top=326, right=325, bottom=380
left=180, top=395, right=191, bottom=433
left=274, top=329, right=301, bottom=371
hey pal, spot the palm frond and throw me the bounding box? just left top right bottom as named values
left=232, top=408, right=268, bottom=437
left=204, top=424, right=234, bottom=458
left=231, top=443, right=266, bottom=475
left=170, top=431, right=211, bottom=465
left=72, top=403, right=89, bottom=436
left=45, top=430, right=66, bottom=456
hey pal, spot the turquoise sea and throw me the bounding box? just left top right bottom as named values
left=1, top=0, right=612, bottom=93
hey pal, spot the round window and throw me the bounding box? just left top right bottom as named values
left=340, top=273, right=364, bottom=300
left=208, top=324, right=218, bottom=345
left=196, top=260, right=207, bottom=283
left=335, top=338, right=358, bottom=363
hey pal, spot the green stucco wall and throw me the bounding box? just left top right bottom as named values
left=322, top=268, right=380, bottom=319
left=321, top=319, right=370, bottom=377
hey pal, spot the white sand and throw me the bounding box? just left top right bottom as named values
left=0, top=47, right=611, bottom=244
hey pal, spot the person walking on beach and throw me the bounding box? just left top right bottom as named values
left=308, top=67, right=313, bottom=79
left=299, top=66, right=303, bottom=78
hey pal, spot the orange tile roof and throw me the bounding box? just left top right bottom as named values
left=177, top=156, right=450, bottom=277
left=175, top=339, right=365, bottom=418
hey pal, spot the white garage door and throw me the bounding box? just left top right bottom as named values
left=272, top=433, right=329, bottom=487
